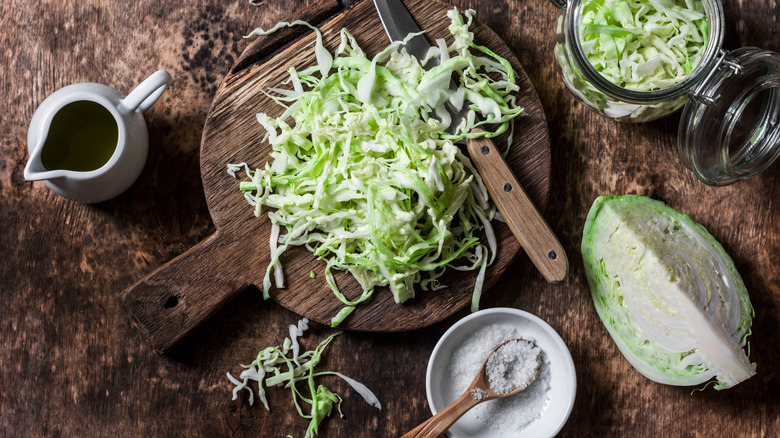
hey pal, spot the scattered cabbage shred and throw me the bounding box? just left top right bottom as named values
left=579, top=0, right=709, bottom=90
left=229, top=9, right=524, bottom=324
left=227, top=318, right=381, bottom=438
left=581, top=196, right=755, bottom=389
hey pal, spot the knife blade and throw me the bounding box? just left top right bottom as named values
left=372, top=0, right=569, bottom=284
left=374, top=0, right=431, bottom=63
left=374, top=0, right=467, bottom=133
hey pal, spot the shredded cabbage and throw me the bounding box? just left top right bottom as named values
left=581, top=196, right=755, bottom=389
left=227, top=318, right=381, bottom=438
left=579, top=0, right=709, bottom=91
left=230, top=8, right=524, bottom=324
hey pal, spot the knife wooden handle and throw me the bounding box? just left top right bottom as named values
left=466, top=130, right=568, bottom=284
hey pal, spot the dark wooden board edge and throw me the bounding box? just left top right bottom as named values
left=228, top=1, right=344, bottom=77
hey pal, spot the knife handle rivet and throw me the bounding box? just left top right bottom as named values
left=481, top=145, right=490, bottom=155
left=548, top=250, right=558, bottom=260
left=503, top=183, right=512, bottom=192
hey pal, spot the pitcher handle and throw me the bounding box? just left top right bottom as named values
left=119, top=70, right=172, bottom=113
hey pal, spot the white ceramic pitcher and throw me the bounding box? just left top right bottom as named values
left=24, top=70, right=172, bottom=203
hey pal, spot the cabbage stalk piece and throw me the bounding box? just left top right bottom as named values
left=581, top=195, right=755, bottom=389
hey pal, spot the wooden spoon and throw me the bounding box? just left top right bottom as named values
left=402, top=339, right=542, bottom=438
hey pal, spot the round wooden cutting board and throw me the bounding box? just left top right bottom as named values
left=121, top=0, right=551, bottom=354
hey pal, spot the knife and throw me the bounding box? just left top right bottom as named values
left=373, top=0, right=568, bottom=284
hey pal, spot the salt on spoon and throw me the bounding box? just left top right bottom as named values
left=402, top=339, right=542, bottom=438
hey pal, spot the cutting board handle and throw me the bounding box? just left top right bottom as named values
left=121, top=232, right=251, bottom=354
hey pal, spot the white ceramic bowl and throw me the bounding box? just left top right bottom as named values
left=426, top=308, right=576, bottom=438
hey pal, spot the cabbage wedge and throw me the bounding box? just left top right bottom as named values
left=581, top=195, right=755, bottom=389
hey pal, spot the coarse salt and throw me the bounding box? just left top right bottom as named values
left=447, top=324, right=551, bottom=434
left=471, top=387, right=488, bottom=400
left=486, top=340, right=541, bottom=394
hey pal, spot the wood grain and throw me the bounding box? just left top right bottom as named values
left=467, top=129, right=568, bottom=284
left=121, top=0, right=552, bottom=353
left=2, top=0, right=780, bottom=437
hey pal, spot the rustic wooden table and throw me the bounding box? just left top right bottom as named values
left=2, top=0, right=778, bottom=436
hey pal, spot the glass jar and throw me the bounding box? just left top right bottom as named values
left=551, top=0, right=780, bottom=185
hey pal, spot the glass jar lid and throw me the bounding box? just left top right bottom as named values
left=678, top=47, right=780, bottom=185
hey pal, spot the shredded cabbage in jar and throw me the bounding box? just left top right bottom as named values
left=579, top=0, right=709, bottom=91
left=229, top=8, right=524, bottom=325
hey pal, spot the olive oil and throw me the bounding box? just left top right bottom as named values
left=41, top=100, right=118, bottom=172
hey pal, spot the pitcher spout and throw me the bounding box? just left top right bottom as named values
left=24, top=141, right=67, bottom=182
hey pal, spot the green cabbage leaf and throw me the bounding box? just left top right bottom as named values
left=581, top=195, right=755, bottom=389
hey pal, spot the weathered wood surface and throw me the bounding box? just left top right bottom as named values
left=121, top=0, right=552, bottom=354
left=1, top=0, right=779, bottom=437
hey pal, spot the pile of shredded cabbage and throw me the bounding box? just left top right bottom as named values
left=229, top=8, right=524, bottom=325
left=579, top=0, right=709, bottom=90
left=227, top=318, right=381, bottom=437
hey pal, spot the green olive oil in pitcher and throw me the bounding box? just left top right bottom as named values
left=40, top=100, right=119, bottom=172
left=24, top=69, right=171, bottom=203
